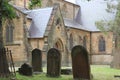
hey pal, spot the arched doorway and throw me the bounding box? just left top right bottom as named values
left=54, top=39, right=64, bottom=52
left=54, top=38, right=67, bottom=66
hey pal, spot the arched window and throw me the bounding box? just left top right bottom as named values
left=6, top=23, right=14, bottom=43
left=56, top=18, right=60, bottom=25
left=98, top=36, right=106, bottom=52
left=61, top=4, right=67, bottom=17
left=83, top=36, right=87, bottom=48
left=54, top=39, right=64, bottom=51
left=70, top=34, right=73, bottom=50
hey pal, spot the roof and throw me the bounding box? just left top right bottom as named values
left=27, top=7, right=53, bottom=38
left=64, top=18, right=90, bottom=31
left=75, top=0, right=117, bottom=32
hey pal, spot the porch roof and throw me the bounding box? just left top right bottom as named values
left=27, top=7, right=53, bottom=38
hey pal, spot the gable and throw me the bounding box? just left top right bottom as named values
left=42, top=4, right=68, bottom=50
left=44, top=3, right=66, bottom=37
left=27, top=7, right=53, bottom=38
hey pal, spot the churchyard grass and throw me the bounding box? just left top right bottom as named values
left=0, top=65, right=120, bottom=80
left=91, top=65, right=120, bottom=80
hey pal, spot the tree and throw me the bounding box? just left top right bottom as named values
left=0, top=0, right=16, bottom=48
left=29, top=0, right=42, bottom=9
left=0, top=0, right=16, bottom=78
left=96, top=1, right=120, bottom=69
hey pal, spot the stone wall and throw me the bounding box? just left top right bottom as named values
left=3, top=12, right=28, bottom=66
left=91, top=32, right=113, bottom=64
left=42, top=0, right=79, bottom=20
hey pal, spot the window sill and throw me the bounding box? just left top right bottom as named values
left=5, top=42, right=21, bottom=46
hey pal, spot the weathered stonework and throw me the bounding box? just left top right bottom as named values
left=2, top=0, right=114, bottom=66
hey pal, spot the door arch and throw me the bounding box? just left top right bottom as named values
left=54, top=38, right=64, bottom=52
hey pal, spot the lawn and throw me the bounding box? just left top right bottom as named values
left=0, top=65, right=120, bottom=80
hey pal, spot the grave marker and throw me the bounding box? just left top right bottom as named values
left=19, top=63, right=32, bottom=76
left=71, top=45, right=91, bottom=80
left=32, top=48, right=42, bottom=72
left=47, top=48, right=61, bottom=77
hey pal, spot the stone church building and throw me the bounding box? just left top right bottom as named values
left=3, top=0, right=116, bottom=66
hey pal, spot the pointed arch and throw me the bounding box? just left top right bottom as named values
left=98, top=36, right=106, bottom=52
left=6, top=22, right=14, bottom=43
left=54, top=38, right=64, bottom=51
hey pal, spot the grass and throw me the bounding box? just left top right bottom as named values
left=91, top=65, right=120, bottom=80
left=0, top=65, right=120, bottom=80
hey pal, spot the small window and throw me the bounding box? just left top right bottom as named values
left=56, top=18, right=60, bottom=25
left=70, top=34, right=73, bottom=50
left=47, top=0, right=53, bottom=7
left=98, top=36, right=106, bottom=52
left=79, top=36, right=82, bottom=45
left=83, top=36, right=87, bottom=48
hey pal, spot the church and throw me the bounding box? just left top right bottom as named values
left=3, top=0, right=116, bottom=66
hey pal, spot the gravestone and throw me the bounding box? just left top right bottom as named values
left=71, top=45, right=91, bottom=80
left=32, top=48, right=42, bottom=72
left=47, top=48, right=61, bottom=77
left=18, top=63, right=32, bottom=76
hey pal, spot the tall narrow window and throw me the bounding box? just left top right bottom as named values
left=62, top=4, right=67, bottom=17
left=6, top=24, right=14, bottom=43
left=98, top=36, right=106, bottom=52
left=83, top=36, right=87, bottom=48
left=79, top=36, right=82, bottom=45
left=47, top=0, right=53, bottom=7
left=70, top=34, right=73, bottom=50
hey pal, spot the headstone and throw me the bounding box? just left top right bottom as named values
left=47, top=48, right=61, bottom=77
left=18, top=63, right=32, bottom=76
left=71, top=45, right=91, bottom=80
left=32, top=48, right=42, bottom=72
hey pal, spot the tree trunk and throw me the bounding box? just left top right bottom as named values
left=111, top=48, right=120, bottom=69
left=111, top=36, right=120, bottom=69
left=0, top=18, right=4, bottom=48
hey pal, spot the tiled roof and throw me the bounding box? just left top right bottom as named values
left=27, top=7, right=53, bottom=38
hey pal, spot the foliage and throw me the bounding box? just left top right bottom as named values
left=29, top=0, right=42, bottom=9
left=95, top=1, right=120, bottom=37
left=0, top=0, right=16, bottom=48
left=0, top=0, right=16, bottom=20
